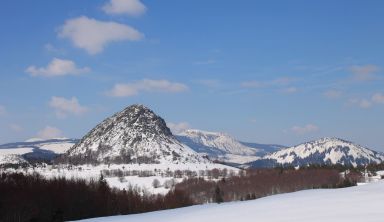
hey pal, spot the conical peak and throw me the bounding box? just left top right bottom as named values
left=113, top=104, right=172, bottom=137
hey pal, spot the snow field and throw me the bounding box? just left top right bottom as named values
left=76, top=180, right=384, bottom=222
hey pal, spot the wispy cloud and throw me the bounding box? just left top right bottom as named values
left=167, top=122, right=191, bottom=134
left=290, top=124, right=319, bottom=135
left=349, top=92, right=384, bottom=109
left=37, top=126, right=64, bottom=139
left=58, top=16, right=143, bottom=54
left=49, top=96, right=88, bottom=118
left=102, top=0, right=147, bottom=17
left=349, top=64, right=380, bottom=81
left=26, top=58, right=90, bottom=77
left=106, top=79, right=188, bottom=97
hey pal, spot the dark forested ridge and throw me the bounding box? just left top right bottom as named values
left=0, top=173, right=192, bottom=222
left=175, top=168, right=359, bottom=204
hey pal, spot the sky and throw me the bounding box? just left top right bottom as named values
left=0, top=0, right=383, bottom=151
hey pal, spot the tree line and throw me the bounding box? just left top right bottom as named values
left=175, top=168, right=358, bottom=204
left=0, top=172, right=193, bottom=222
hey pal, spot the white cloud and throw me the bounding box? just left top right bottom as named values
left=372, top=93, right=384, bottom=104
left=102, top=0, right=147, bottom=17
left=49, top=96, right=88, bottom=118
left=349, top=93, right=384, bottom=109
left=349, top=64, right=380, bottom=81
left=291, top=124, right=319, bottom=135
left=167, top=122, right=191, bottom=134
left=9, top=124, right=23, bottom=133
left=37, top=126, right=64, bottom=140
left=26, top=58, right=90, bottom=77
left=0, top=105, right=6, bottom=116
left=58, top=16, right=143, bottom=54
left=323, top=90, right=342, bottom=99
left=107, top=79, right=188, bottom=97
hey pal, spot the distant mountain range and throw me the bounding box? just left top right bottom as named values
left=176, top=129, right=285, bottom=164
left=248, top=137, right=384, bottom=168
left=0, top=104, right=383, bottom=168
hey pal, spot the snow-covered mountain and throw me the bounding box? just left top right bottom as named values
left=0, top=138, right=77, bottom=165
left=176, top=129, right=283, bottom=164
left=249, top=137, right=384, bottom=168
left=61, top=104, right=209, bottom=165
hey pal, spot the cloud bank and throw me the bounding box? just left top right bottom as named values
left=58, top=16, right=143, bottom=54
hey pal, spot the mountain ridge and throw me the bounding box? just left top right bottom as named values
left=248, top=137, right=384, bottom=168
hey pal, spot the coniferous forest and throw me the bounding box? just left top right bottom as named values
left=0, top=166, right=361, bottom=222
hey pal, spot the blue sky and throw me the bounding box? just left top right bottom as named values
left=0, top=0, right=384, bottom=151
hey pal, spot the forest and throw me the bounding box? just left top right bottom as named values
left=0, top=165, right=366, bottom=222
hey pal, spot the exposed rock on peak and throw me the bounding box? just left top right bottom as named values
left=61, top=104, right=208, bottom=165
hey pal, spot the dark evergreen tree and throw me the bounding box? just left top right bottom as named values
left=214, top=185, right=223, bottom=203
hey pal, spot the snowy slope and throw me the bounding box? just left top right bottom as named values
left=177, top=130, right=260, bottom=155
left=0, top=139, right=77, bottom=164
left=0, top=138, right=77, bottom=154
left=249, top=137, right=384, bottom=168
left=0, top=154, right=29, bottom=165
left=176, top=129, right=265, bottom=164
left=77, top=180, right=384, bottom=222
left=63, top=105, right=209, bottom=165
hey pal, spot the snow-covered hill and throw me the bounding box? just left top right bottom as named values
left=176, top=129, right=285, bottom=164
left=176, top=129, right=262, bottom=164
left=249, top=137, right=384, bottom=168
left=77, top=180, right=384, bottom=222
left=0, top=138, right=77, bottom=165
left=62, top=104, right=209, bottom=165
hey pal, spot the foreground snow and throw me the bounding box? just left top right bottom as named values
left=77, top=180, right=384, bottom=222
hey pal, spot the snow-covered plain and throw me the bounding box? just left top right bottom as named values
left=77, top=180, right=384, bottom=222
left=3, top=163, right=237, bottom=194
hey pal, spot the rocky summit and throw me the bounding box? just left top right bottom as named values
left=61, top=104, right=208, bottom=165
